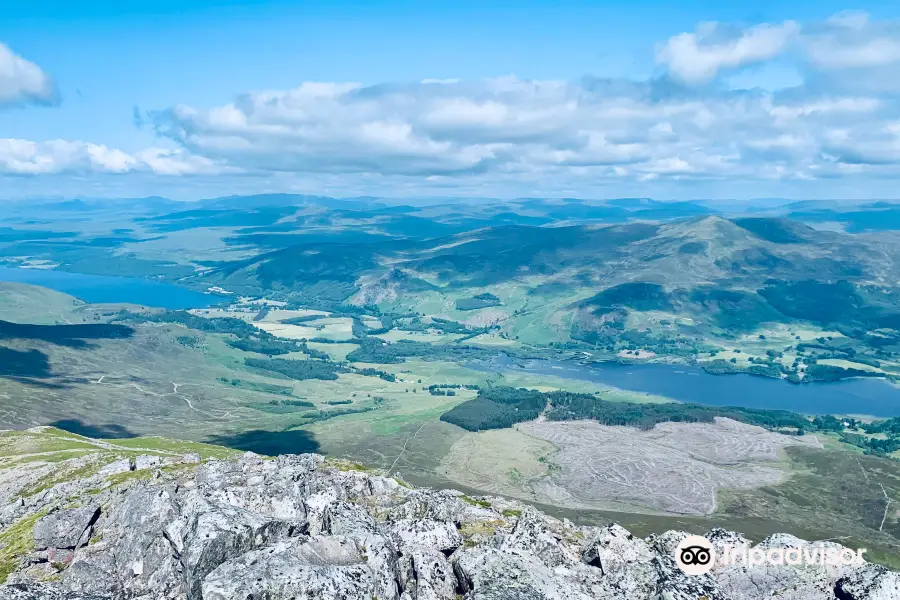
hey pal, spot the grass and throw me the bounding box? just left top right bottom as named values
left=460, top=519, right=504, bottom=546
left=0, top=429, right=229, bottom=501
left=0, top=283, right=84, bottom=326
left=0, top=509, right=48, bottom=583
left=460, top=495, right=492, bottom=509
left=253, top=318, right=354, bottom=341
left=1, top=450, right=93, bottom=467
left=326, top=458, right=379, bottom=473
left=0, top=429, right=99, bottom=457
left=717, top=445, right=900, bottom=568
left=108, top=436, right=241, bottom=459
left=105, top=468, right=154, bottom=487
left=15, top=460, right=104, bottom=500
left=817, top=358, right=884, bottom=374
left=306, top=341, right=359, bottom=361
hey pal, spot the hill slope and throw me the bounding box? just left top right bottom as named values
left=195, top=216, right=900, bottom=374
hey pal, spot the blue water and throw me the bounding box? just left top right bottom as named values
left=475, top=354, right=900, bottom=417
left=0, top=266, right=220, bottom=310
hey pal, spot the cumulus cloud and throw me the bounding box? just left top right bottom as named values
left=0, top=44, right=57, bottom=106
left=0, top=138, right=231, bottom=176
left=805, top=12, right=900, bottom=69
left=8, top=11, right=900, bottom=198
left=657, top=21, right=799, bottom=84
left=142, top=72, right=900, bottom=187
left=797, top=12, right=900, bottom=96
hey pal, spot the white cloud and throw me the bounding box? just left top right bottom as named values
left=142, top=73, right=900, bottom=189
left=0, top=44, right=57, bottom=106
left=8, top=12, right=900, bottom=199
left=657, top=21, right=799, bottom=84
left=805, top=12, right=900, bottom=69
left=0, top=139, right=231, bottom=176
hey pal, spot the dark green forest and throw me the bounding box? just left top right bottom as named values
left=442, top=386, right=841, bottom=435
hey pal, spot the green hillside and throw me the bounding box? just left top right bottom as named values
left=191, top=216, right=900, bottom=382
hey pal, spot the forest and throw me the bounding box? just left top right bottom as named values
left=442, top=386, right=822, bottom=434
left=244, top=357, right=342, bottom=381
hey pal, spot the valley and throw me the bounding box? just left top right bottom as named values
left=2, top=195, right=900, bottom=567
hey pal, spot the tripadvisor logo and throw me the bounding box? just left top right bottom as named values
left=675, top=535, right=715, bottom=575
left=674, top=534, right=868, bottom=575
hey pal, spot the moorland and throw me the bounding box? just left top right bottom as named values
left=2, top=195, right=900, bottom=565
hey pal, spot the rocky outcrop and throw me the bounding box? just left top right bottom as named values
left=0, top=451, right=897, bottom=600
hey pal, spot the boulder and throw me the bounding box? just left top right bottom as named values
left=202, top=537, right=383, bottom=600
left=33, top=505, right=99, bottom=550
left=835, top=565, right=900, bottom=600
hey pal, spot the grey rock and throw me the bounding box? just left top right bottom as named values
left=500, top=507, right=578, bottom=568
left=648, top=531, right=727, bottom=600
left=178, top=493, right=299, bottom=599
left=96, top=458, right=132, bottom=477
left=836, top=565, right=900, bottom=600
left=390, top=518, right=462, bottom=555
left=0, top=451, right=895, bottom=600
left=181, top=452, right=202, bottom=464
left=134, top=455, right=162, bottom=470
left=0, top=582, right=110, bottom=599
left=581, top=523, right=657, bottom=599
left=405, top=550, right=458, bottom=600
left=202, top=537, right=381, bottom=600
left=713, top=534, right=870, bottom=600
left=33, top=504, right=99, bottom=550
left=454, top=546, right=596, bottom=600
left=61, top=487, right=182, bottom=599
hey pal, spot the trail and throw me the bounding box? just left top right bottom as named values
left=387, top=422, right=426, bottom=476
left=24, top=427, right=184, bottom=456
left=879, top=483, right=893, bottom=532
left=48, top=309, right=73, bottom=325
left=128, top=383, right=166, bottom=397
left=855, top=458, right=892, bottom=532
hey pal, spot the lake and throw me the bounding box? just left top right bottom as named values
left=0, top=266, right=221, bottom=310
left=475, top=353, right=900, bottom=417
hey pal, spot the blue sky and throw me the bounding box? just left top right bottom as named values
left=3, top=0, right=900, bottom=200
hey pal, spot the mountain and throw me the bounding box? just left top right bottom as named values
left=0, top=427, right=896, bottom=599
left=201, top=216, right=900, bottom=323
left=199, top=194, right=384, bottom=211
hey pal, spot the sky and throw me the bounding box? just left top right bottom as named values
left=3, top=0, right=900, bottom=201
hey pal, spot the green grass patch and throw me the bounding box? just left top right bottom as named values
left=0, top=429, right=99, bottom=457
left=105, top=468, right=154, bottom=487
left=106, top=436, right=239, bottom=459
left=15, top=461, right=104, bottom=500
left=0, top=509, right=48, bottom=583
left=326, top=458, right=379, bottom=473
left=460, top=495, right=492, bottom=509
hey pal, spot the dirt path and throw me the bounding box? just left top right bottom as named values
left=387, top=423, right=426, bottom=476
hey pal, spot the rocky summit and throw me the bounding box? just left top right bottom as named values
left=0, top=444, right=898, bottom=600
